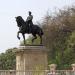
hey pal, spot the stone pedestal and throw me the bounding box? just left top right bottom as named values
left=14, top=46, right=48, bottom=75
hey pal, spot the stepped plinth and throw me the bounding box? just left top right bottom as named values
left=14, top=45, right=49, bottom=75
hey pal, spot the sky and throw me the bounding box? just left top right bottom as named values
left=0, top=0, right=75, bottom=53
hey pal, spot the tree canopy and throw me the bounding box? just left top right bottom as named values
left=0, top=48, right=16, bottom=70
left=42, top=5, right=75, bottom=69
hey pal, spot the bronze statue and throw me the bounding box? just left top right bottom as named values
left=26, top=11, right=33, bottom=32
left=15, top=16, right=43, bottom=45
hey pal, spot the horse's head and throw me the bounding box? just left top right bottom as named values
left=15, top=16, right=25, bottom=27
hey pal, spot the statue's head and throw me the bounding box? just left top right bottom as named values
left=15, top=16, right=22, bottom=20
left=29, top=11, right=32, bottom=15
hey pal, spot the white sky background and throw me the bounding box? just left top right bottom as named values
left=0, top=0, right=75, bottom=53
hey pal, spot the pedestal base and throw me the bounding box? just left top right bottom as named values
left=14, top=46, right=48, bottom=75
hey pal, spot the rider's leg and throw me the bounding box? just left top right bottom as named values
left=29, top=21, right=33, bottom=32
left=26, top=21, right=30, bottom=33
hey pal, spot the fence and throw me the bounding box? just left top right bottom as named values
left=0, top=70, right=75, bottom=75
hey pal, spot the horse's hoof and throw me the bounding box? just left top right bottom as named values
left=17, top=37, right=20, bottom=40
left=18, top=37, right=20, bottom=40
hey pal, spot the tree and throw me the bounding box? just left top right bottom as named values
left=42, top=5, right=75, bottom=69
left=0, top=48, right=16, bottom=70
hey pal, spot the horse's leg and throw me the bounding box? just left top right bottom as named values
left=22, top=34, right=25, bottom=45
left=32, top=34, right=37, bottom=44
left=17, top=31, right=20, bottom=40
left=39, top=35, right=42, bottom=44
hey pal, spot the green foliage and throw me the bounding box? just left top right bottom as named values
left=0, top=48, right=16, bottom=70
left=20, top=36, right=41, bottom=46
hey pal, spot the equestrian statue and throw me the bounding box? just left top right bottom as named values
left=15, top=11, right=43, bottom=45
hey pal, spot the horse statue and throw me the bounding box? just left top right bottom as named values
left=15, top=16, right=43, bottom=45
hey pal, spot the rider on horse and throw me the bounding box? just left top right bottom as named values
left=26, top=11, right=33, bottom=33
left=15, top=15, right=43, bottom=44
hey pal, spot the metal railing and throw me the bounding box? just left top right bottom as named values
left=0, top=70, right=75, bottom=75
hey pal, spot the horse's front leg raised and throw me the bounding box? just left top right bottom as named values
left=17, top=31, right=20, bottom=40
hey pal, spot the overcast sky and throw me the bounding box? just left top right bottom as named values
left=0, top=0, right=75, bottom=53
